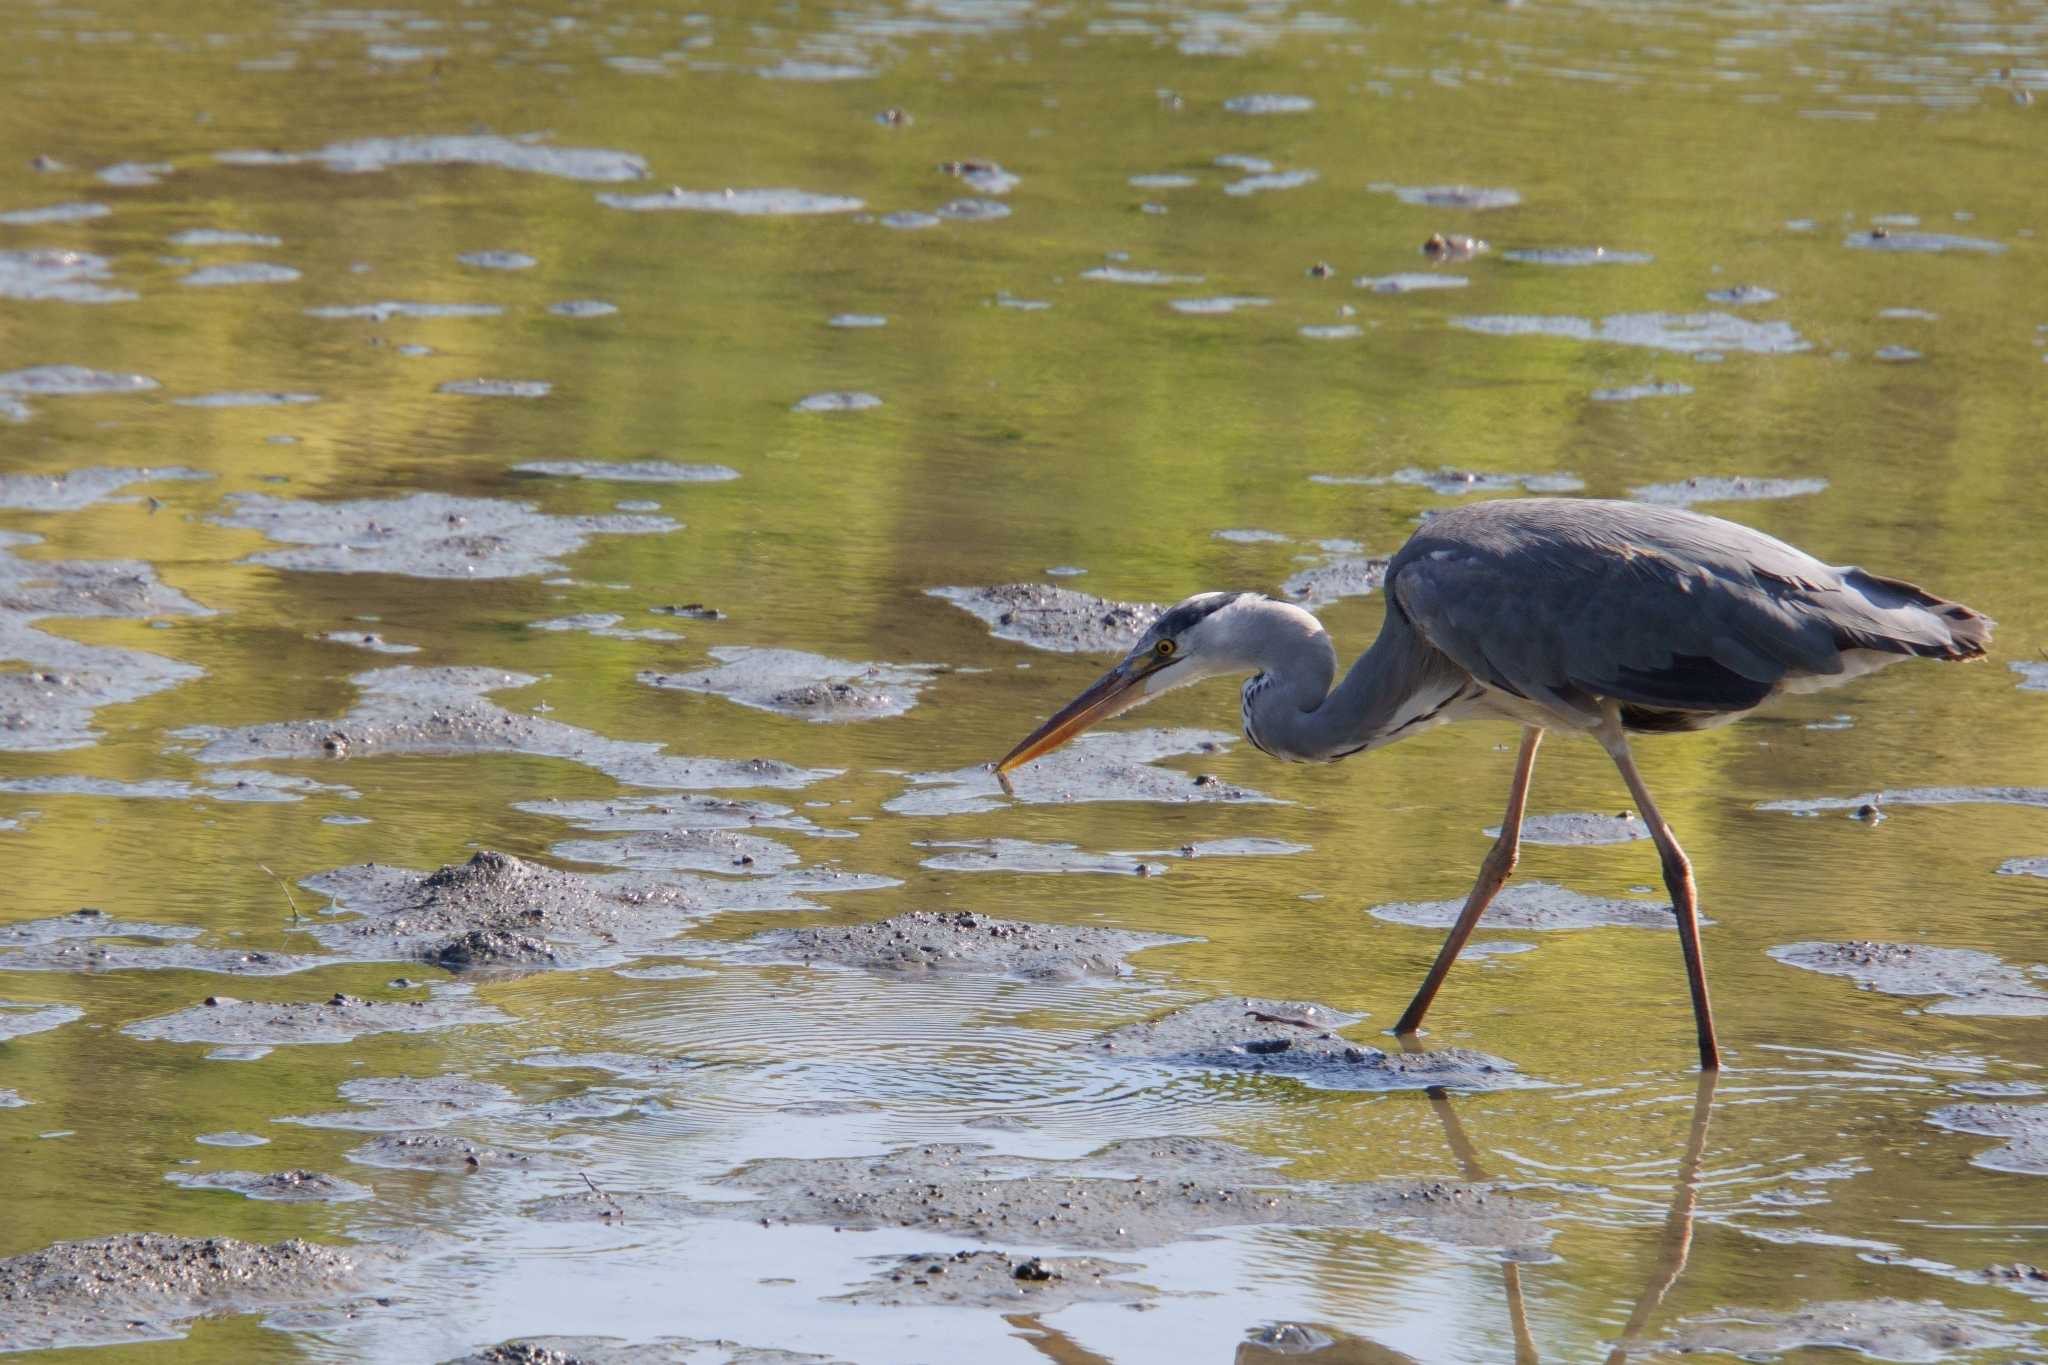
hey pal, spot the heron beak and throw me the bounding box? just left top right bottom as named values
left=995, top=655, right=1165, bottom=781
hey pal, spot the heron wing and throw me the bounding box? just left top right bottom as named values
left=1385, top=499, right=1984, bottom=722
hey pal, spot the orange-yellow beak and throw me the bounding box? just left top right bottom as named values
left=994, top=654, right=1168, bottom=788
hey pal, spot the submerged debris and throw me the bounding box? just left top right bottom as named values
left=641, top=647, right=941, bottom=722
left=177, top=666, right=833, bottom=790
left=1090, top=997, right=1530, bottom=1092
left=164, top=1169, right=373, bottom=1203
left=835, top=1249, right=1155, bottom=1310
left=1926, top=1103, right=2048, bottom=1175
left=122, top=991, right=511, bottom=1045
left=1370, top=881, right=1681, bottom=931
left=209, top=491, right=674, bottom=580
left=529, top=1134, right=1551, bottom=1256
left=926, top=583, right=1163, bottom=653
left=725, top=910, right=1191, bottom=980
left=887, top=728, right=1274, bottom=816
left=1, top=531, right=212, bottom=752
left=1769, top=942, right=2048, bottom=1017
left=1658, top=1297, right=2038, bottom=1362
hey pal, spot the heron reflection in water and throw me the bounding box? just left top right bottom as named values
left=996, top=499, right=1991, bottom=1068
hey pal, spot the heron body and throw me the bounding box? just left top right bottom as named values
left=995, top=498, right=1992, bottom=1069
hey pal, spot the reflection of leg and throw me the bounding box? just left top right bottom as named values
left=1407, top=1039, right=1539, bottom=1364
left=1394, top=727, right=1544, bottom=1037
left=1598, top=719, right=1721, bottom=1070
left=1604, top=1069, right=1720, bottom=1363
left=1004, top=1313, right=1115, bottom=1365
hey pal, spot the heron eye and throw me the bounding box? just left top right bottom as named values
left=1155, top=639, right=1177, bottom=658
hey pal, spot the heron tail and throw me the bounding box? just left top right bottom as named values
left=1833, top=568, right=1993, bottom=661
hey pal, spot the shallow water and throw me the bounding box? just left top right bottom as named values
left=3, top=0, right=2047, bottom=1360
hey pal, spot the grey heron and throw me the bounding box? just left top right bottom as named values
left=994, top=498, right=1992, bottom=1069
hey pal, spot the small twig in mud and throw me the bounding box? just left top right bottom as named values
left=581, top=1170, right=625, bottom=1221
left=256, top=864, right=302, bottom=923
left=1246, top=1008, right=1326, bottom=1030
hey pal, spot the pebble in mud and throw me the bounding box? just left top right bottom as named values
left=164, top=1169, right=373, bottom=1203
left=0, top=1000, right=83, bottom=1041
left=322, top=630, right=420, bottom=654
left=0, top=1233, right=388, bottom=1353
left=529, top=1134, right=1552, bottom=1257
left=917, top=838, right=1171, bottom=877
left=1629, top=475, right=1830, bottom=506
left=1370, top=880, right=1683, bottom=931
left=835, top=1250, right=1155, bottom=1310
left=122, top=990, right=511, bottom=1045
left=926, top=582, right=1163, bottom=653
left=177, top=665, right=832, bottom=790
left=722, top=910, right=1192, bottom=980
left=1088, top=997, right=1531, bottom=1093
left=514, top=459, right=738, bottom=483
left=0, top=530, right=212, bottom=752
left=1927, top=1103, right=2048, bottom=1175
left=442, top=1337, right=848, bottom=1365
left=1657, top=1298, right=2038, bottom=1362
left=208, top=491, right=673, bottom=579
left=1769, top=942, right=2048, bottom=1017
left=886, top=727, right=1275, bottom=816
left=640, top=647, right=942, bottom=722
left=0, top=465, right=209, bottom=511
left=1483, top=812, right=1648, bottom=846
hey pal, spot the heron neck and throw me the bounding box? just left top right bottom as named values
left=1247, top=604, right=1457, bottom=761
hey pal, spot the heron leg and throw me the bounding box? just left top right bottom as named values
left=1394, top=726, right=1544, bottom=1038
left=1599, top=721, right=1722, bottom=1071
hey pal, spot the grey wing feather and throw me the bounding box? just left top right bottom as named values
left=1387, top=499, right=1989, bottom=722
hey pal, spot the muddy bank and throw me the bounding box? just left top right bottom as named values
left=0, top=1233, right=385, bottom=1352
left=1629, top=475, right=1830, bottom=506
left=300, top=850, right=870, bottom=972
left=887, top=728, right=1274, bottom=815
left=1370, top=881, right=1680, bottom=931
left=1927, top=1103, right=2048, bottom=1176
left=1087, top=997, right=1530, bottom=1092
left=836, top=1250, right=1154, bottom=1310
left=0, top=906, right=332, bottom=975
left=1658, top=1298, right=2037, bottom=1362
left=1487, top=812, right=1648, bottom=845
left=1309, top=468, right=1582, bottom=496
left=177, top=665, right=834, bottom=790
left=218, top=133, right=648, bottom=182
left=444, top=1337, right=847, bottom=1364
left=1769, top=942, right=2048, bottom=1017
left=0, top=465, right=209, bottom=511
left=165, top=1169, right=373, bottom=1203
left=641, top=647, right=941, bottom=722
left=549, top=826, right=803, bottom=875
left=530, top=1134, right=1551, bottom=1256
left=916, top=838, right=1169, bottom=876
left=2, top=530, right=212, bottom=752
left=121, top=991, right=510, bottom=1045
left=515, top=795, right=823, bottom=837
left=532, top=614, right=682, bottom=643
left=0, top=1000, right=83, bottom=1041
left=725, top=910, right=1192, bottom=980
left=278, top=1075, right=520, bottom=1131
left=209, top=492, right=675, bottom=579
left=927, top=583, right=1162, bottom=653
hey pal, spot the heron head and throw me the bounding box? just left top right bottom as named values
left=994, top=591, right=1260, bottom=780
